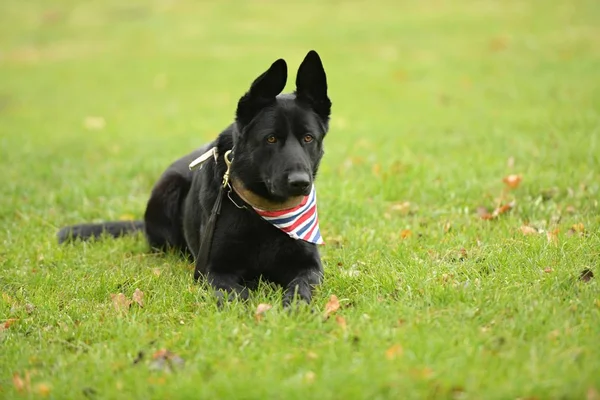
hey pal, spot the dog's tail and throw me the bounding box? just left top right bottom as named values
left=57, top=221, right=145, bottom=244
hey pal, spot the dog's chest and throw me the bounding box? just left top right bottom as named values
left=215, top=202, right=317, bottom=280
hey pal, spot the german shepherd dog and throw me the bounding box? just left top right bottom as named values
left=58, top=50, right=331, bottom=306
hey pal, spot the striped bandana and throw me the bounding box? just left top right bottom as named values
left=252, top=186, right=324, bottom=245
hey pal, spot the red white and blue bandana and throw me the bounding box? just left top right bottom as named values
left=252, top=186, right=324, bottom=245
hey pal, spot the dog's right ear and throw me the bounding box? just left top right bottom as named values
left=236, top=59, right=287, bottom=127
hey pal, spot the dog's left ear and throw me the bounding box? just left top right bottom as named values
left=236, top=59, right=288, bottom=127
left=296, top=50, right=331, bottom=122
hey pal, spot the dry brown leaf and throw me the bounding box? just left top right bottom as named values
left=371, top=163, right=381, bottom=176
left=502, top=174, right=522, bottom=189
left=13, top=373, right=25, bottom=392
left=400, top=229, right=412, bottom=239
left=2, top=318, right=18, bottom=331
left=36, top=383, right=51, bottom=397
left=304, top=371, right=316, bottom=384
left=132, top=289, right=144, bottom=308
left=12, top=372, right=30, bottom=392
left=409, top=367, right=434, bottom=379
left=477, top=206, right=494, bottom=220
left=489, top=36, right=509, bottom=52
left=546, top=229, right=559, bottom=245
left=390, top=201, right=411, bottom=213
left=150, top=349, right=185, bottom=372
left=335, top=315, right=347, bottom=330
left=385, top=344, right=404, bottom=360
left=111, top=293, right=131, bottom=314
left=324, top=295, right=340, bottom=318
left=494, top=202, right=515, bottom=216
left=254, top=303, right=273, bottom=321
left=443, top=222, right=452, bottom=233
left=83, top=116, right=105, bottom=130
left=543, top=267, right=553, bottom=273
left=520, top=226, right=538, bottom=235
left=507, top=156, right=515, bottom=168
left=567, top=223, right=585, bottom=236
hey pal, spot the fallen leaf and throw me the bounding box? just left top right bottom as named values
left=587, top=387, right=599, bottom=400
left=489, top=36, right=509, bottom=52
left=304, top=371, right=316, bottom=384
left=335, top=315, right=347, bottom=330
left=579, top=269, right=594, bottom=282
left=111, top=293, right=131, bottom=314
left=323, top=295, right=340, bottom=318
left=567, top=223, right=585, bottom=236
left=2, top=318, right=18, bottom=330
left=132, top=289, right=144, bottom=308
left=254, top=303, right=272, bottom=321
left=385, top=344, right=404, bottom=360
left=477, top=206, right=494, bottom=220
left=150, top=349, right=185, bottom=373
left=151, top=268, right=161, bottom=277
left=507, top=156, right=515, bottom=168
left=36, top=383, right=51, bottom=397
left=13, top=373, right=25, bottom=392
left=502, top=174, right=522, bottom=189
left=546, top=229, right=559, bottom=245
left=83, top=116, right=105, bottom=130
left=443, top=222, right=452, bottom=233
left=493, top=202, right=515, bottom=216
left=12, top=372, right=30, bottom=393
left=520, top=226, right=538, bottom=235
left=371, top=163, right=381, bottom=176
left=543, top=267, right=553, bottom=273
left=389, top=201, right=411, bottom=213
left=548, top=329, right=560, bottom=341
left=400, top=229, right=412, bottom=239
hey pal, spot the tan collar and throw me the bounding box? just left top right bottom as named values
left=230, top=178, right=305, bottom=212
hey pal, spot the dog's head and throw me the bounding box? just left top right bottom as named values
left=231, top=50, right=331, bottom=202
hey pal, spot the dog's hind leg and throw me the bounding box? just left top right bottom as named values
left=144, top=172, right=192, bottom=256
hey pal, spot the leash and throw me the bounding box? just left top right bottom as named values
left=188, top=144, right=323, bottom=279
left=190, top=148, right=233, bottom=280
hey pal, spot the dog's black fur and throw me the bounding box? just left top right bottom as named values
left=57, top=50, right=331, bottom=306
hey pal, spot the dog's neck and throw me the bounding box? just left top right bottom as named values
left=230, top=178, right=305, bottom=211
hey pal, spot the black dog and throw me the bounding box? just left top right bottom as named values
left=58, top=50, right=332, bottom=306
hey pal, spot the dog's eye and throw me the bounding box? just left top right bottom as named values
left=266, top=135, right=277, bottom=144
left=303, top=134, right=314, bottom=143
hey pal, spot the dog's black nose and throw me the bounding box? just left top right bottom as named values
left=287, top=172, right=311, bottom=193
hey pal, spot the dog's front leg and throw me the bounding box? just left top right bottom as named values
left=282, top=268, right=323, bottom=307
left=207, top=271, right=249, bottom=305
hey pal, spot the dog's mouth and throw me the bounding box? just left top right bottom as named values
left=266, top=178, right=312, bottom=200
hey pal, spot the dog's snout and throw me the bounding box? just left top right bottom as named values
left=287, top=171, right=311, bottom=193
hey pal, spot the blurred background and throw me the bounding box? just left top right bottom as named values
left=0, top=0, right=598, bottom=237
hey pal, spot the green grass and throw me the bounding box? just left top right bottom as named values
left=1, top=0, right=599, bottom=398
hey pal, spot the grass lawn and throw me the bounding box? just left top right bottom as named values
left=1, top=0, right=599, bottom=398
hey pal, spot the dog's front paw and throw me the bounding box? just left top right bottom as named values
left=214, top=287, right=249, bottom=308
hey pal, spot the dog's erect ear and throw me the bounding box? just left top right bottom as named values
left=295, top=50, right=331, bottom=122
left=236, top=59, right=287, bottom=126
